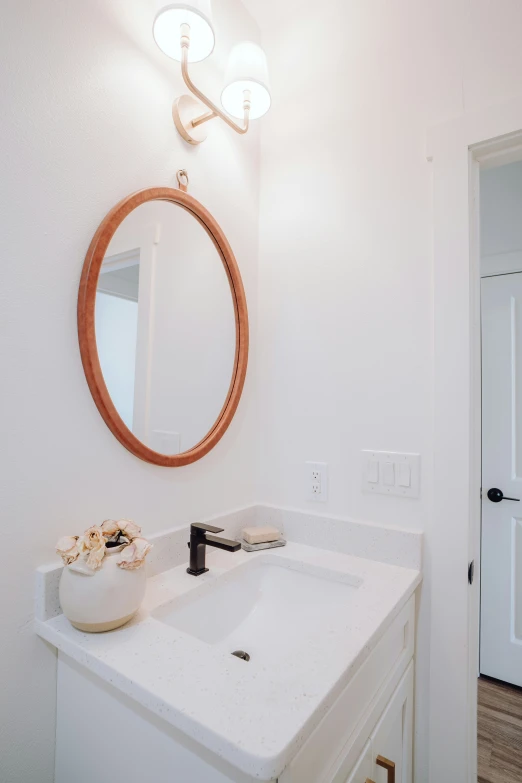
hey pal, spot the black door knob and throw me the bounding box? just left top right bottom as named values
left=487, top=488, right=520, bottom=503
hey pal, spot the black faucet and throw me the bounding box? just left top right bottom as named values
left=187, top=522, right=240, bottom=576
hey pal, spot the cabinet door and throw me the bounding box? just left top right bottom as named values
left=370, top=662, right=413, bottom=783
left=344, top=741, right=373, bottom=783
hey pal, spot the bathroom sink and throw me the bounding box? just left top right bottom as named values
left=38, top=539, right=421, bottom=781
left=153, top=558, right=361, bottom=664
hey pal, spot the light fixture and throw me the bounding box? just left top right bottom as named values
left=153, top=1, right=214, bottom=63
left=153, top=2, right=271, bottom=145
left=221, top=42, right=271, bottom=120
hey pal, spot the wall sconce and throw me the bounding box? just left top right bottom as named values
left=153, top=2, right=271, bottom=145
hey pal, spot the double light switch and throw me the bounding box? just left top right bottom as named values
left=362, top=451, right=420, bottom=498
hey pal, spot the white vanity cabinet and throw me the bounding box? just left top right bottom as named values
left=344, top=742, right=373, bottom=783
left=280, top=597, right=415, bottom=783
left=370, top=664, right=413, bottom=783
left=340, top=664, right=413, bottom=783
left=54, top=595, right=416, bottom=783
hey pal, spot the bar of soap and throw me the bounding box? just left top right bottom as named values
left=242, top=526, right=281, bottom=545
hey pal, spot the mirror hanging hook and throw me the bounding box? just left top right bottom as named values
left=176, top=169, right=189, bottom=192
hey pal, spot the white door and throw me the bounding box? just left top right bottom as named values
left=369, top=663, right=413, bottom=783
left=481, top=272, right=522, bottom=686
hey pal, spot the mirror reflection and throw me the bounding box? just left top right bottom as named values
left=95, top=200, right=236, bottom=455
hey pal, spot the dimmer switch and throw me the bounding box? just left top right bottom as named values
left=383, top=462, right=394, bottom=485
left=398, top=462, right=411, bottom=487
left=367, top=459, right=379, bottom=483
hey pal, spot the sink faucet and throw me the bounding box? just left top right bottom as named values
left=187, top=522, right=240, bottom=576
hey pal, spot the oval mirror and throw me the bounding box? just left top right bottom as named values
left=78, top=186, right=248, bottom=466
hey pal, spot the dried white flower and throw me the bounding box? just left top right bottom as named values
left=117, top=537, right=152, bottom=570
left=117, top=520, right=141, bottom=541
left=56, top=521, right=148, bottom=573
left=86, top=544, right=105, bottom=571
left=56, top=536, right=80, bottom=566
left=83, top=526, right=105, bottom=549
left=76, top=526, right=106, bottom=571
left=101, top=519, right=120, bottom=538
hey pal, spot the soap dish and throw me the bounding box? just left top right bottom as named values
left=238, top=538, right=287, bottom=552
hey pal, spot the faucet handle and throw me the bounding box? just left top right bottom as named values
left=190, top=522, right=225, bottom=535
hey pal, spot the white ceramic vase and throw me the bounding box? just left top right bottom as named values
left=59, top=544, right=146, bottom=632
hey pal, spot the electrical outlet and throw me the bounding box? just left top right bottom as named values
left=306, top=461, right=328, bottom=502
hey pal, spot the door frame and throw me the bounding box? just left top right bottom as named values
left=428, top=93, right=522, bottom=782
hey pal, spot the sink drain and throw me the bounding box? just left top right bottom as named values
left=231, top=650, right=250, bottom=661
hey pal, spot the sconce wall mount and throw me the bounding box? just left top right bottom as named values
left=153, top=2, right=270, bottom=145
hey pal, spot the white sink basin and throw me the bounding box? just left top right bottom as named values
left=153, top=558, right=361, bottom=665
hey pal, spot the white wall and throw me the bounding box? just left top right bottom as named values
left=0, top=1, right=261, bottom=781
left=255, top=1, right=522, bottom=780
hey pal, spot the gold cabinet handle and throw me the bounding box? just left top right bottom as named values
left=376, top=755, right=396, bottom=783
left=365, top=779, right=376, bottom=783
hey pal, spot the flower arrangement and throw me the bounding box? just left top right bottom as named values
left=56, top=519, right=152, bottom=572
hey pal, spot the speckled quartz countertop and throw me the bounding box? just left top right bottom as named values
left=36, top=541, right=421, bottom=781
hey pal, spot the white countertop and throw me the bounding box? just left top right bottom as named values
left=36, top=541, right=421, bottom=781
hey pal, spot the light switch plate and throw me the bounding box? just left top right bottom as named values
left=151, top=430, right=181, bottom=454
left=362, top=451, right=420, bottom=498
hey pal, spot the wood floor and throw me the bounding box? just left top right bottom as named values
left=478, top=676, right=522, bottom=782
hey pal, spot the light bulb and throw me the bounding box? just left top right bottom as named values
left=153, top=2, right=215, bottom=63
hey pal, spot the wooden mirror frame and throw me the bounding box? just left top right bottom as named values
left=78, top=186, right=248, bottom=467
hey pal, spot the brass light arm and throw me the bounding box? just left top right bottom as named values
left=191, top=110, right=217, bottom=128
left=180, top=26, right=250, bottom=134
